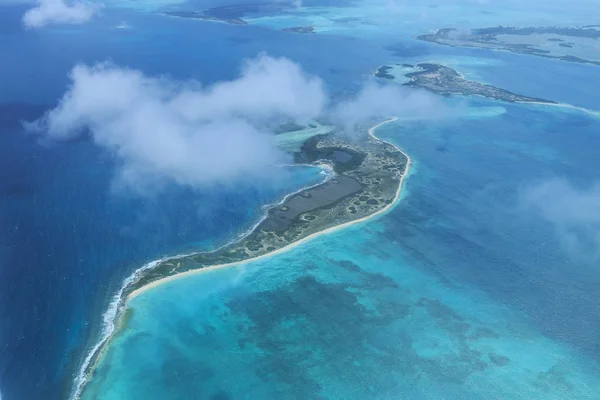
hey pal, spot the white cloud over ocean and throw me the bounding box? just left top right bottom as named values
left=26, top=55, right=327, bottom=192
left=331, top=80, right=444, bottom=132
left=23, top=0, right=99, bottom=29
left=523, top=178, right=600, bottom=264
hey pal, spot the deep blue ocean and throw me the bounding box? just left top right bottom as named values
left=2, top=1, right=600, bottom=400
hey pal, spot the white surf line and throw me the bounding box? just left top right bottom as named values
left=522, top=101, right=600, bottom=118
left=69, top=163, right=332, bottom=400
left=71, top=117, right=409, bottom=400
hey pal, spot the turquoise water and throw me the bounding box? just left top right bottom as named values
left=81, top=98, right=600, bottom=399
left=3, top=0, right=600, bottom=399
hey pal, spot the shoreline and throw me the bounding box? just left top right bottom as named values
left=128, top=117, right=408, bottom=299
left=522, top=101, right=600, bottom=118
left=374, top=63, right=557, bottom=105
left=71, top=117, right=410, bottom=400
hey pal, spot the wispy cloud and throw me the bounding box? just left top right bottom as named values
left=25, top=55, right=327, bottom=193
left=523, top=178, right=600, bottom=264
left=331, top=80, right=444, bottom=132
left=23, top=0, right=100, bottom=29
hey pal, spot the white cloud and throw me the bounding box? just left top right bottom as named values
left=26, top=55, right=328, bottom=192
left=23, top=0, right=99, bottom=29
left=523, top=178, right=600, bottom=264
left=331, top=80, right=445, bottom=132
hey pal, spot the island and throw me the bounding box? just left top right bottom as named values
left=75, top=118, right=410, bottom=398
left=375, top=63, right=557, bottom=104
left=418, top=26, right=600, bottom=66
left=164, top=3, right=291, bottom=25
left=130, top=123, right=406, bottom=293
left=282, top=26, right=316, bottom=34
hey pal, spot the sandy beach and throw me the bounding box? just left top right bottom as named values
left=128, top=117, right=409, bottom=299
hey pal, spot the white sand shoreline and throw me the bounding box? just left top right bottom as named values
left=71, top=117, right=410, bottom=399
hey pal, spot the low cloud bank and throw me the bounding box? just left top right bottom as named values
left=23, top=0, right=99, bottom=29
left=523, top=178, right=600, bottom=264
left=26, top=55, right=327, bottom=192
left=27, top=55, right=442, bottom=193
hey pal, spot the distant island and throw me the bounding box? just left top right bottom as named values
left=282, top=26, right=316, bottom=34
left=375, top=63, right=557, bottom=104
left=164, top=11, right=247, bottom=25
left=164, top=3, right=291, bottom=25
left=418, top=26, right=600, bottom=66
left=76, top=118, right=410, bottom=398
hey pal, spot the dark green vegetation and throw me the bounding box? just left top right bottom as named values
left=376, top=63, right=557, bottom=104
left=418, top=26, right=600, bottom=66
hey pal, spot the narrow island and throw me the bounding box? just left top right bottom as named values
left=418, top=26, right=600, bottom=66
left=282, top=26, right=316, bottom=34
left=375, top=63, right=557, bottom=104
left=164, top=11, right=247, bottom=25
left=164, top=3, right=290, bottom=25
left=74, top=118, right=411, bottom=399
left=129, top=122, right=407, bottom=295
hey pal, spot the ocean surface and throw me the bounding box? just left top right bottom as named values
left=1, top=1, right=600, bottom=400
left=79, top=102, right=600, bottom=400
